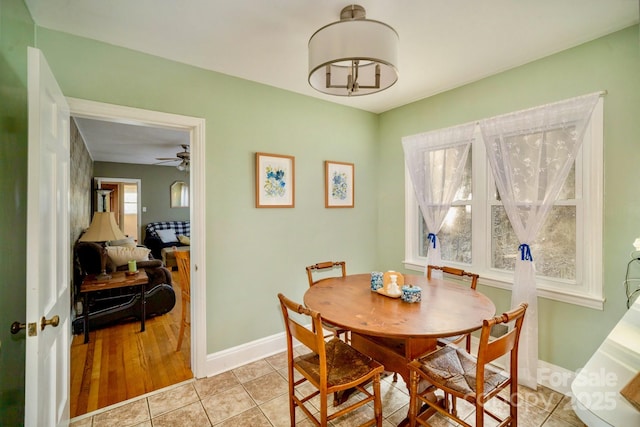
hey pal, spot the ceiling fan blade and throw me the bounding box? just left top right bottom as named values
left=155, top=157, right=179, bottom=161
left=154, top=159, right=178, bottom=165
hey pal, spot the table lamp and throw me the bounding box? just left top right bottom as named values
left=79, top=212, right=126, bottom=280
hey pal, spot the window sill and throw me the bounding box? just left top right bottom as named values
left=402, top=260, right=604, bottom=310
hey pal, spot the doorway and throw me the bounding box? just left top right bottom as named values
left=68, top=98, right=206, bottom=416
left=94, top=178, right=142, bottom=241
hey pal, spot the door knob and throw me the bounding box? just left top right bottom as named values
left=10, top=321, right=37, bottom=336
left=41, top=315, right=60, bottom=331
left=10, top=322, right=26, bottom=334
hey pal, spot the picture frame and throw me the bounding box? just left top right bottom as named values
left=255, top=152, right=295, bottom=208
left=325, top=161, right=354, bottom=208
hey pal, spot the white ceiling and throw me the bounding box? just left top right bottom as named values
left=26, top=0, right=639, bottom=165
left=72, top=117, right=190, bottom=166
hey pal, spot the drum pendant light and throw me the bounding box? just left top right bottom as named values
left=308, top=5, right=399, bottom=96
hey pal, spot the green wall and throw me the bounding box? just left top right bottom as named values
left=34, top=27, right=381, bottom=353
left=0, top=0, right=32, bottom=423
left=378, top=25, right=640, bottom=370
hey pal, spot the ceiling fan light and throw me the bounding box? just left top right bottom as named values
left=308, top=5, right=398, bottom=96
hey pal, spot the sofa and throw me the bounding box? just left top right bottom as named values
left=72, top=241, right=176, bottom=334
left=143, top=221, right=190, bottom=261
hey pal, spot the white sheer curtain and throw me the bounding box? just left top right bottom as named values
left=402, top=123, right=475, bottom=276
left=478, top=93, right=601, bottom=388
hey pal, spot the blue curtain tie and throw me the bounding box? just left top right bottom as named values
left=427, top=233, right=437, bottom=249
left=519, top=244, right=533, bottom=261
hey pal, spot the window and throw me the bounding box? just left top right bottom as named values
left=404, top=98, right=603, bottom=309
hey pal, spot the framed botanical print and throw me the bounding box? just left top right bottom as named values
left=255, top=152, right=295, bottom=208
left=325, top=161, right=354, bottom=208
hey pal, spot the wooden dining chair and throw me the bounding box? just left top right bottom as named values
left=305, top=261, right=349, bottom=342
left=408, top=303, right=528, bottom=427
left=427, top=264, right=479, bottom=352
left=277, top=293, right=384, bottom=427
left=306, top=261, right=347, bottom=286
left=174, top=249, right=191, bottom=353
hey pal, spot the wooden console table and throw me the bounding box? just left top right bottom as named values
left=80, top=270, right=149, bottom=343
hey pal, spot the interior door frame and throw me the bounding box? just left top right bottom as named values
left=94, top=177, right=142, bottom=240
left=67, top=97, right=207, bottom=377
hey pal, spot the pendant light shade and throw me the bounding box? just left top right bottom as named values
left=308, top=5, right=398, bottom=96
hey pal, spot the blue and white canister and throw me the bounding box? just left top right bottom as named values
left=370, top=271, right=383, bottom=291
left=401, top=285, right=422, bottom=303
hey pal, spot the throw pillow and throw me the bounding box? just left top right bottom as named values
left=108, top=237, right=136, bottom=248
left=178, top=235, right=190, bottom=245
left=106, top=246, right=151, bottom=267
left=156, top=229, right=178, bottom=243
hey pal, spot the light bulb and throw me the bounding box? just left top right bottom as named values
left=633, top=238, right=640, bottom=251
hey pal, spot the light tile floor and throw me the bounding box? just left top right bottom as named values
left=70, top=349, right=586, bottom=427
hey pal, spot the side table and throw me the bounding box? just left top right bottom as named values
left=80, top=270, right=149, bottom=343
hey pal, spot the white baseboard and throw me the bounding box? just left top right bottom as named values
left=537, top=359, right=576, bottom=395
left=203, top=333, right=576, bottom=396
left=204, top=332, right=288, bottom=377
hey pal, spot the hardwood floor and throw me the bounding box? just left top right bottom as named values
left=70, top=271, right=192, bottom=418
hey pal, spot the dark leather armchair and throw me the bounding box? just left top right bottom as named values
left=72, top=241, right=176, bottom=334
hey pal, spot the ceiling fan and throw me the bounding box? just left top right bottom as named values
left=156, top=144, right=190, bottom=171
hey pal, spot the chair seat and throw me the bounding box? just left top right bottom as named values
left=417, top=345, right=508, bottom=397
left=296, top=338, right=381, bottom=388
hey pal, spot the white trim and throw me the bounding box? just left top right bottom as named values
left=538, top=359, right=577, bottom=396
left=66, top=97, right=208, bottom=378
left=205, top=332, right=288, bottom=377
left=583, top=98, right=604, bottom=303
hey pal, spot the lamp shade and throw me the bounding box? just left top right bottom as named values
left=79, top=212, right=127, bottom=242
left=308, top=5, right=398, bottom=96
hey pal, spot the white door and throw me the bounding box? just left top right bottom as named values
left=25, top=47, right=71, bottom=427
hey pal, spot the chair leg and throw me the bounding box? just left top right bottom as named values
left=450, top=393, right=457, bottom=416
left=408, top=370, right=419, bottom=427
left=288, top=370, right=296, bottom=425
left=373, top=374, right=383, bottom=426
left=475, top=399, right=484, bottom=427
left=320, top=390, right=329, bottom=427
left=510, top=383, right=518, bottom=426
left=175, top=298, right=187, bottom=352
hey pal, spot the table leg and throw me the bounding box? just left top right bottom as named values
left=350, top=332, right=439, bottom=426
left=84, top=293, right=89, bottom=344
left=140, top=283, right=146, bottom=332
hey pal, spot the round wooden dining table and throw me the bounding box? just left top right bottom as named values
left=303, top=273, right=496, bottom=386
